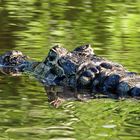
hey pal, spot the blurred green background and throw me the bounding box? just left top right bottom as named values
left=0, top=0, right=140, bottom=140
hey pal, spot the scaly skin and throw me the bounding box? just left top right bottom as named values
left=0, top=50, right=29, bottom=75
left=0, top=45, right=140, bottom=106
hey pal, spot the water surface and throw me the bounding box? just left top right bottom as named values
left=0, top=0, right=140, bottom=140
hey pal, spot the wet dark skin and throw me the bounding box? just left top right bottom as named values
left=0, top=45, right=140, bottom=107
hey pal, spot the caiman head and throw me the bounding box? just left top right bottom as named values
left=32, top=45, right=68, bottom=85
left=0, top=50, right=28, bottom=75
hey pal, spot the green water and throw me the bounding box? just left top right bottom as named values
left=0, top=0, right=140, bottom=140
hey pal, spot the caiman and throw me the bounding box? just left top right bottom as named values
left=0, top=45, right=140, bottom=107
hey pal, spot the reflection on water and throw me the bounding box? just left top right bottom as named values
left=0, top=0, right=140, bottom=140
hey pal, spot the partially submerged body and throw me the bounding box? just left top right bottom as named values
left=0, top=45, right=140, bottom=107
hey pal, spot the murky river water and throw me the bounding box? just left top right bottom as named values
left=0, top=0, right=140, bottom=140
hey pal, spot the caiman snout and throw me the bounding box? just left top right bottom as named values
left=0, top=50, right=28, bottom=75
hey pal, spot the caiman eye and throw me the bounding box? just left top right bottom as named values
left=48, top=50, right=57, bottom=61
left=49, top=56, right=55, bottom=61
